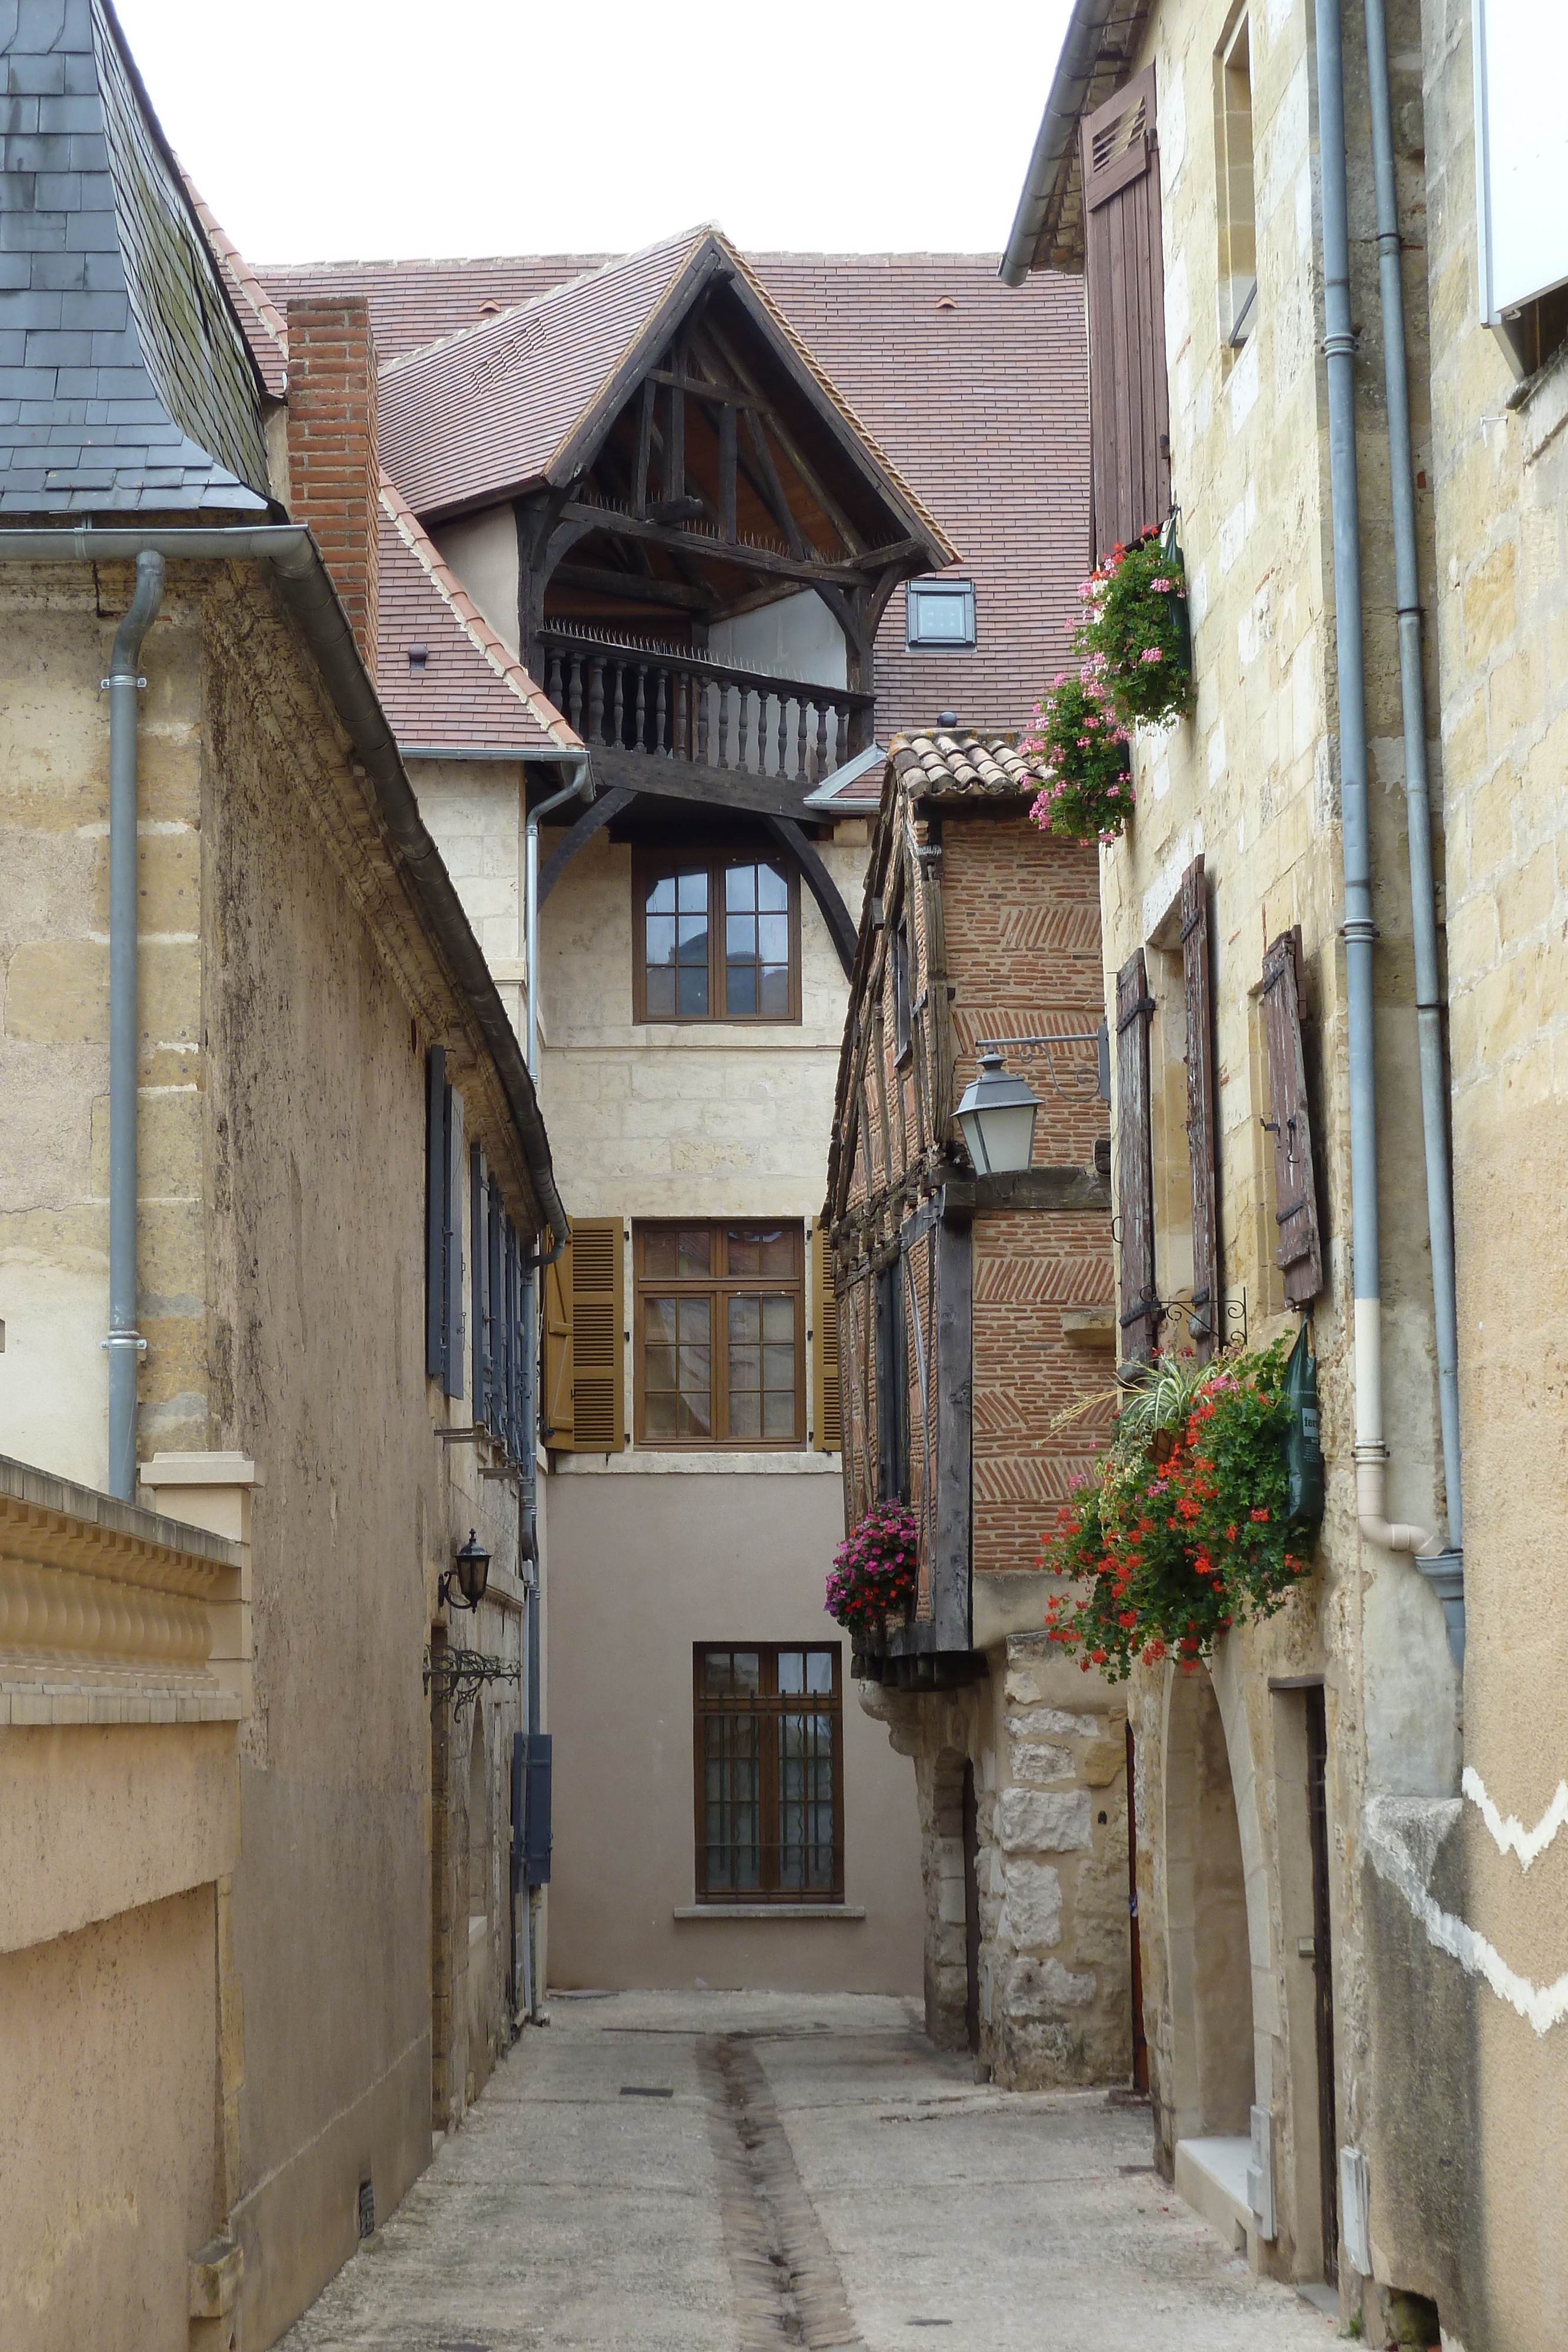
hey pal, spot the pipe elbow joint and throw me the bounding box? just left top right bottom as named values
left=109, top=548, right=165, bottom=677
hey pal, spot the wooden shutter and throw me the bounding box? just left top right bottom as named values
left=1115, top=948, right=1159, bottom=1363
left=566, top=1218, right=624, bottom=1453
left=1081, top=65, right=1172, bottom=564
left=426, top=1046, right=447, bottom=1381
left=811, top=1223, right=842, bottom=1452
left=1180, top=857, right=1220, bottom=1362
left=1261, top=928, right=1324, bottom=1307
left=542, top=1247, right=574, bottom=1448
left=522, top=1731, right=553, bottom=1887
left=444, top=1085, right=464, bottom=1398
left=470, top=1145, right=490, bottom=1419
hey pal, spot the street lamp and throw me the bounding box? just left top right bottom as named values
left=440, top=1529, right=491, bottom=1613
left=955, top=1051, right=1042, bottom=1176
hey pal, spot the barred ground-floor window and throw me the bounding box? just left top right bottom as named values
left=693, top=1643, right=842, bottom=1902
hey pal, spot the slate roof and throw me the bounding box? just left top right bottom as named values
left=376, top=473, right=579, bottom=757
left=0, top=0, right=269, bottom=514
left=888, top=727, right=1040, bottom=802
left=260, top=250, right=1088, bottom=739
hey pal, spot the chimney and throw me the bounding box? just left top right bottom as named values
left=285, top=298, right=380, bottom=673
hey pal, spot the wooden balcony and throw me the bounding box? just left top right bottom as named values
left=540, top=627, right=875, bottom=791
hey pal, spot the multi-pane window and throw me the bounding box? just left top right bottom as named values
left=635, top=1221, right=804, bottom=1446
left=634, top=847, right=799, bottom=1023
left=694, top=1645, right=842, bottom=1902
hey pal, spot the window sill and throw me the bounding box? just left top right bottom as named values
left=555, top=1449, right=840, bottom=1475
left=672, top=1904, right=866, bottom=1921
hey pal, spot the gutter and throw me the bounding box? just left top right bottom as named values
left=999, top=0, right=1128, bottom=285
left=1, top=522, right=571, bottom=1489
left=1314, top=4, right=1464, bottom=1667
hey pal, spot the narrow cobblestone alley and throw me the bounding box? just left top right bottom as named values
left=279, top=1994, right=1339, bottom=2351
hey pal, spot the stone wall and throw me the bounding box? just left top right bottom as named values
left=871, top=1635, right=1133, bottom=2089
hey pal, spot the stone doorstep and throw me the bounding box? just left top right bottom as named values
left=1174, top=2134, right=1253, bottom=2254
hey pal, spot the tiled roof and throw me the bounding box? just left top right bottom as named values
left=378, top=231, right=708, bottom=517
left=0, top=0, right=269, bottom=514
left=888, top=727, right=1039, bottom=801
left=259, top=250, right=1088, bottom=737
left=376, top=473, right=579, bottom=756
left=182, top=172, right=288, bottom=398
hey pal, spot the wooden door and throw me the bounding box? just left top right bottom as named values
left=1306, top=1687, right=1339, bottom=2281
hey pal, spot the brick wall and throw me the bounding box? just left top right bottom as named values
left=286, top=298, right=380, bottom=673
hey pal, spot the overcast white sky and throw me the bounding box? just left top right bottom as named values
left=112, top=0, right=1071, bottom=266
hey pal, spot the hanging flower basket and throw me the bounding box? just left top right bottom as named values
left=1022, top=673, right=1133, bottom=841
left=1038, top=1340, right=1320, bottom=1682
left=826, top=1502, right=920, bottom=1634
left=1079, top=525, right=1193, bottom=730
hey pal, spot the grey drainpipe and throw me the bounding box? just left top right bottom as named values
left=104, top=551, right=165, bottom=1500
left=1363, top=0, right=1466, bottom=1668
left=1315, top=2, right=1460, bottom=1658
left=1, top=522, right=571, bottom=1486
left=516, top=754, right=591, bottom=2019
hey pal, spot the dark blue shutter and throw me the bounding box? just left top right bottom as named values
left=488, top=1178, right=505, bottom=1445
left=426, top=1047, right=447, bottom=1381
left=523, top=1732, right=553, bottom=1885
left=470, top=1143, right=489, bottom=1421
left=444, top=1088, right=464, bottom=1398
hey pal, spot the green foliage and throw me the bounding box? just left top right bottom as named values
left=1039, top=1341, right=1318, bottom=1682
left=1023, top=673, right=1134, bottom=841
left=1082, top=529, right=1194, bottom=729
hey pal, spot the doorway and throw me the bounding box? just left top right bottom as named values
left=962, top=1760, right=981, bottom=2056
left=1306, top=1688, right=1339, bottom=2282
left=1164, top=1662, right=1256, bottom=2140
left=1126, top=1722, right=1149, bottom=2093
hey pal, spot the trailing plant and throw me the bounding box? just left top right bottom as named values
left=1022, top=672, right=1134, bottom=841
left=1038, top=1339, right=1318, bottom=1682
left=1078, top=526, right=1193, bottom=729
left=825, top=1501, right=919, bottom=1634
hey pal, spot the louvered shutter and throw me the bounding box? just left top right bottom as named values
left=444, top=1086, right=464, bottom=1398
left=1180, top=857, right=1220, bottom=1362
left=567, top=1218, right=624, bottom=1453
left=470, top=1145, right=490, bottom=1419
left=542, top=1248, right=574, bottom=1447
left=426, top=1047, right=447, bottom=1381
left=1081, top=65, right=1172, bottom=563
left=811, top=1222, right=842, bottom=1452
left=1115, top=948, right=1159, bottom=1363
left=1261, top=928, right=1324, bottom=1307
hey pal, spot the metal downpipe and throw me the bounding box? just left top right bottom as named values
left=1363, top=0, right=1466, bottom=1666
left=105, top=551, right=165, bottom=1501
left=517, top=754, right=590, bottom=2016
left=1315, top=0, right=1445, bottom=1576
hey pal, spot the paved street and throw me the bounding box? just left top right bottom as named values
left=279, top=1992, right=1338, bottom=2351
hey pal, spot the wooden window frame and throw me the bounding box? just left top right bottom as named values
left=632, top=843, right=802, bottom=1026
left=692, top=1642, right=844, bottom=1904
left=633, top=1220, right=807, bottom=1449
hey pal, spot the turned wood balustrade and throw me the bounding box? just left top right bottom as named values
left=540, top=628, right=874, bottom=785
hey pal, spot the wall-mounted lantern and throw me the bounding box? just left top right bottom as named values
left=440, top=1529, right=491, bottom=1613
left=955, top=1051, right=1042, bottom=1176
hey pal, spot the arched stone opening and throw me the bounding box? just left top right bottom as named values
left=1163, top=1661, right=1256, bottom=2157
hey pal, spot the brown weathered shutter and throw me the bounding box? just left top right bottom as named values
left=1081, top=64, right=1172, bottom=563
left=565, top=1217, right=624, bottom=1452
left=811, top=1222, right=842, bottom=1452
left=1261, top=929, right=1323, bottom=1307
left=1115, top=948, right=1159, bottom=1363
left=541, top=1248, right=574, bottom=1447
left=1180, top=857, right=1220, bottom=1361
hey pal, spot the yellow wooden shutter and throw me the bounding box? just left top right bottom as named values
left=812, top=1222, right=842, bottom=1453
left=569, top=1218, right=624, bottom=1452
left=541, top=1248, right=574, bottom=1447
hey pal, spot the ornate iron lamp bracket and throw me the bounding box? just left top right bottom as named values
left=423, top=1644, right=520, bottom=1721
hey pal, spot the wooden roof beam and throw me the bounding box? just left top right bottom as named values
left=560, top=500, right=868, bottom=588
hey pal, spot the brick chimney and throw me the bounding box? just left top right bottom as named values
left=285, top=298, right=380, bottom=673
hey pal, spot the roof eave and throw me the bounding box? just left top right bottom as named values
left=999, top=0, right=1154, bottom=285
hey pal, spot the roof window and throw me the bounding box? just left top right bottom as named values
left=906, top=579, right=975, bottom=650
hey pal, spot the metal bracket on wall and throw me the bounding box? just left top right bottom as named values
left=423, top=1645, right=521, bottom=1721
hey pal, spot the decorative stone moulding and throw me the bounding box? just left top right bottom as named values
left=0, top=1456, right=251, bottom=1726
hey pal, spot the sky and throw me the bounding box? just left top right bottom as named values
left=113, top=0, right=1071, bottom=267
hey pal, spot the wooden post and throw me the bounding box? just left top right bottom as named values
left=634, top=378, right=654, bottom=517
left=718, top=403, right=737, bottom=541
